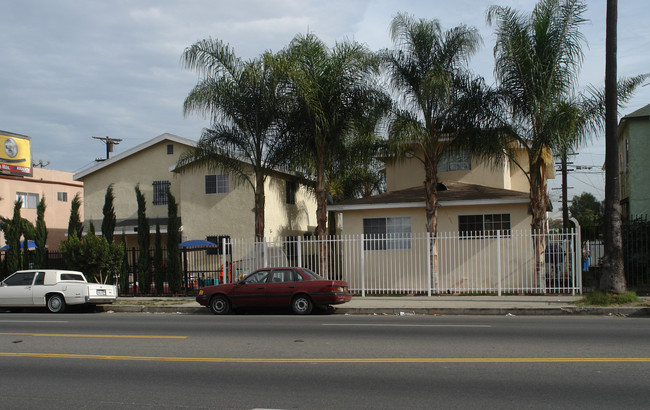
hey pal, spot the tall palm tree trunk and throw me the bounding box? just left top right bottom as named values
left=530, top=163, right=549, bottom=294
left=424, top=160, right=439, bottom=292
left=601, top=0, right=627, bottom=293
left=316, top=154, right=329, bottom=277
left=254, top=171, right=265, bottom=242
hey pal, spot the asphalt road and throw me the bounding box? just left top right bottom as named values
left=1, top=312, right=649, bottom=409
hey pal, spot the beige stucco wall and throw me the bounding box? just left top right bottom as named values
left=338, top=202, right=530, bottom=236
left=264, top=177, right=316, bottom=238
left=77, top=135, right=317, bottom=248
left=0, top=168, right=83, bottom=250
left=80, top=140, right=188, bottom=224
left=385, top=153, right=530, bottom=193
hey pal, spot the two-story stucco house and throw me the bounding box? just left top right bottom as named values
left=329, top=147, right=547, bottom=236
left=73, top=133, right=317, bottom=249
left=618, top=103, right=650, bottom=219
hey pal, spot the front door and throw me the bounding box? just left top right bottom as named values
left=0, top=271, right=36, bottom=306
left=228, top=270, right=270, bottom=307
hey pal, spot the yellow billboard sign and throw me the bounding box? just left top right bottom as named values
left=0, top=131, right=32, bottom=177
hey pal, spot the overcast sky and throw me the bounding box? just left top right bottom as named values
left=2, top=0, right=649, bottom=205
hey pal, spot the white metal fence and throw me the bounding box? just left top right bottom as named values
left=210, top=229, right=581, bottom=295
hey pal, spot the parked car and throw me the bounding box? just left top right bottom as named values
left=0, top=269, right=118, bottom=313
left=196, top=267, right=352, bottom=315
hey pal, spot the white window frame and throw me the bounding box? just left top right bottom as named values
left=363, top=216, right=412, bottom=250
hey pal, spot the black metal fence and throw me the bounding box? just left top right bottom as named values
left=580, top=215, right=650, bottom=294
left=1, top=246, right=223, bottom=296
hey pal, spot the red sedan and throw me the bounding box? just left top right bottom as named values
left=196, top=267, right=351, bottom=315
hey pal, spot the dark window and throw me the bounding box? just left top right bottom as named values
left=153, top=181, right=170, bottom=205
left=269, top=269, right=301, bottom=283
left=60, top=273, right=85, bottom=281
left=459, top=214, right=511, bottom=238
left=206, top=235, right=231, bottom=255
left=437, top=149, right=471, bottom=172
left=286, top=181, right=296, bottom=204
left=205, top=174, right=229, bottom=194
left=363, top=217, right=411, bottom=250
left=243, top=270, right=269, bottom=284
left=167, top=144, right=174, bottom=155
left=34, top=272, right=45, bottom=286
left=57, top=192, right=68, bottom=202
left=3, top=272, right=36, bottom=286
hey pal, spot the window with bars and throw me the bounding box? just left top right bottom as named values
left=286, top=180, right=296, bottom=204
left=459, top=213, right=511, bottom=237
left=363, top=217, right=412, bottom=250
left=205, top=174, right=229, bottom=194
left=16, top=192, right=39, bottom=209
left=437, top=148, right=471, bottom=172
left=167, top=144, right=174, bottom=155
left=153, top=180, right=170, bottom=205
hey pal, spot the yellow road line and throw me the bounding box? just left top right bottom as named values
left=0, top=332, right=186, bottom=339
left=1, top=353, right=649, bottom=363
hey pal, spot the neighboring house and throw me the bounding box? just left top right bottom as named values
left=618, top=103, right=650, bottom=219
left=330, top=147, right=545, bottom=236
left=0, top=168, right=83, bottom=250
left=73, top=133, right=317, bottom=250
left=326, top=148, right=560, bottom=294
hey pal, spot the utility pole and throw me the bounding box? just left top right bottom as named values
left=92, top=136, right=122, bottom=161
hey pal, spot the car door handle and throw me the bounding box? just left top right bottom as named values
left=257, top=286, right=265, bottom=289
left=289, top=286, right=295, bottom=288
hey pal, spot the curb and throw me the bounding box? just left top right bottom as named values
left=97, top=305, right=650, bottom=316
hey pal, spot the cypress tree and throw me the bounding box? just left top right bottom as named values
left=34, top=197, right=47, bottom=268
left=135, top=184, right=151, bottom=295
left=102, top=184, right=116, bottom=243
left=67, top=193, right=84, bottom=239
left=166, top=189, right=182, bottom=294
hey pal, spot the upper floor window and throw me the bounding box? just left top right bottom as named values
left=438, top=148, right=471, bottom=172
left=57, top=192, right=68, bottom=202
left=459, top=213, right=511, bottom=238
left=363, top=216, right=411, bottom=250
left=167, top=144, right=174, bottom=155
left=205, top=174, right=229, bottom=194
left=286, top=181, right=296, bottom=205
left=153, top=180, right=170, bottom=205
left=16, top=192, right=39, bottom=209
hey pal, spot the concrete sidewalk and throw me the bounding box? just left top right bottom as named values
left=98, top=295, right=650, bottom=316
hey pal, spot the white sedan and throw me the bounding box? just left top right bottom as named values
left=0, top=269, right=118, bottom=312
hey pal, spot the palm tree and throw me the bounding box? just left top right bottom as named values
left=486, top=0, right=588, bottom=292
left=381, top=13, right=483, bottom=290
left=601, top=0, right=626, bottom=293
left=555, top=76, right=648, bottom=229
left=178, top=39, right=293, bottom=241
left=280, top=33, right=388, bottom=275
left=281, top=35, right=387, bottom=229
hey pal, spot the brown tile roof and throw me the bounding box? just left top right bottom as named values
left=330, top=181, right=529, bottom=209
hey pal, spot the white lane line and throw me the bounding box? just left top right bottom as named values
left=322, top=324, right=491, bottom=328
left=0, top=320, right=69, bottom=323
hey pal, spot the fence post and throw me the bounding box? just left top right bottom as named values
left=263, top=238, right=268, bottom=268
left=131, top=247, right=137, bottom=296
left=360, top=234, right=365, bottom=297
left=297, top=236, right=302, bottom=268
left=221, top=239, right=227, bottom=284
left=497, top=230, right=502, bottom=296
left=427, top=232, right=432, bottom=296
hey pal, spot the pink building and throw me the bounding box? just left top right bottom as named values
left=1, top=168, right=83, bottom=250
